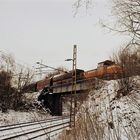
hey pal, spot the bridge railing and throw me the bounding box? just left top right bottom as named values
left=51, top=77, right=98, bottom=93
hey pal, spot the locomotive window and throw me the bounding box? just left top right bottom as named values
left=98, top=61, right=115, bottom=67
left=104, top=62, right=113, bottom=66
left=98, top=63, right=104, bottom=67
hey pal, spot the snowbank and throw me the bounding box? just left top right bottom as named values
left=0, top=110, right=49, bottom=126
left=78, top=77, right=140, bottom=140
left=0, top=92, right=51, bottom=126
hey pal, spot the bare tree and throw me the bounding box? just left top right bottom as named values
left=0, top=71, right=13, bottom=112
left=0, top=52, right=15, bottom=73
left=0, top=51, right=35, bottom=111
left=112, top=45, right=140, bottom=76
left=111, top=45, right=140, bottom=97
left=73, top=0, right=93, bottom=16
left=17, top=68, right=35, bottom=91
left=75, top=0, right=140, bottom=44
left=112, top=0, right=140, bottom=44
left=0, top=52, right=15, bottom=111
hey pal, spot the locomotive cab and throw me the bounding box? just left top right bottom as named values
left=84, top=60, right=119, bottom=79
left=97, top=60, right=115, bottom=68
left=97, top=60, right=115, bottom=78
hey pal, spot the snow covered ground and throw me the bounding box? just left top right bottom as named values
left=60, top=77, right=140, bottom=140
left=0, top=115, right=69, bottom=140
left=79, top=77, right=140, bottom=140
left=0, top=110, right=49, bottom=126
left=0, top=92, right=50, bottom=126
left=0, top=77, right=140, bottom=140
left=0, top=91, right=69, bottom=140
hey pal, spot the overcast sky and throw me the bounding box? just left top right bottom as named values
left=0, top=0, right=130, bottom=71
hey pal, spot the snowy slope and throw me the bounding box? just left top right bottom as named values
left=59, top=77, right=140, bottom=140
left=77, top=77, right=140, bottom=140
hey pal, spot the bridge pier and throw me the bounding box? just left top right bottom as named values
left=52, top=94, right=62, bottom=116
left=45, top=94, right=62, bottom=116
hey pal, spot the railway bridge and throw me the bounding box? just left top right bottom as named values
left=38, top=77, right=96, bottom=116
left=24, top=60, right=123, bottom=116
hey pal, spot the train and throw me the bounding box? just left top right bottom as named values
left=21, top=60, right=123, bottom=115
left=22, top=60, right=123, bottom=93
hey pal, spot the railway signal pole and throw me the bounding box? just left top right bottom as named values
left=70, top=45, right=77, bottom=128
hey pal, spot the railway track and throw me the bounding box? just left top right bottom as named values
left=0, top=116, right=70, bottom=140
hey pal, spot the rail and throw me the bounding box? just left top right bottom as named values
left=0, top=116, right=70, bottom=140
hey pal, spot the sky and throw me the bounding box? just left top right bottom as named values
left=0, top=0, right=130, bottom=72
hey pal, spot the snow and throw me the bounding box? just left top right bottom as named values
left=0, top=110, right=49, bottom=126
left=0, top=77, right=140, bottom=140
left=0, top=90, right=51, bottom=126
left=0, top=117, right=70, bottom=140
left=75, top=77, right=140, bottom=140
left=0, top=91, right=68, bottom=140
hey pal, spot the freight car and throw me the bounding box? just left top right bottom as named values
left=36, top=61, right=121, bottom=93
left=36, top=69, right=84, bottom=91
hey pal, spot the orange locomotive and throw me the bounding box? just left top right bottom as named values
left=83, top=60, right=123, bottom=79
